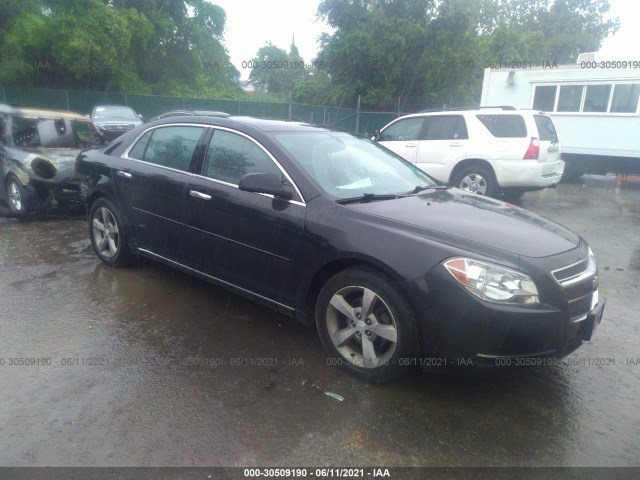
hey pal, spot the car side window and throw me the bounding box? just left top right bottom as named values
left=423, top=115, right=467, bottom=140
left=138, top=126, right=204, bottom=171
left=477, top=114, right=527, bottom=138
left=204, top=129, right=282, bottom=185
left=128, top=130, right=153, bottom=160
left=380, top=118, right=425, bottom=141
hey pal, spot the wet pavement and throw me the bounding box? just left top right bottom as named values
left=0, top=174, right=639, bottom=468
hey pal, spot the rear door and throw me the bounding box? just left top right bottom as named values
left=115, top=124, right=207, bottom=259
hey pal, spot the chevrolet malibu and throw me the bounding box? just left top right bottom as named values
left=75, top=116, right=605, bottom=382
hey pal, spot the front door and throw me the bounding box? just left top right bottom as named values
left=183, top=128, right=305, bottom=308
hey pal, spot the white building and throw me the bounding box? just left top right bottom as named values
left=480, top=59, right=640, bottom=175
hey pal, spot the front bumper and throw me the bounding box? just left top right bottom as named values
left=403, top=262, right=604, bottom=366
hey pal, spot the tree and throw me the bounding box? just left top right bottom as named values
left=483, top=0, right=619, bottom=63
left=313, top=0, right=620, bottom=109
left=248, top=38, right=308, bottom=95
left=315, top=0, right=435, bottom=107
left=0, top=0, right=241, bottom=97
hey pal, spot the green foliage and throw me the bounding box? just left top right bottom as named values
left=248, top=40, right=309, bottom=95
left=0, top=0, right=620, bottom=108
left=291, top=70, right=337, bottom=105
left=0, top=0, right=241, bottom=97
left=306, top=0, right=620, bottom=109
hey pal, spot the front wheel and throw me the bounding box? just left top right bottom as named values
left=316, top=267, right=420, bottom=383
left=452, top=165, right=496, bottom=197
left=6, top=175, right=30, bottom=216
left=88, top=198, right=135, bottom=267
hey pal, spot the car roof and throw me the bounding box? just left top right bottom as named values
left=155, top=110, right=230, bottom=118
left=0, top=103, right=89, bottom=121
left=149, top=115, right=332, bottom=133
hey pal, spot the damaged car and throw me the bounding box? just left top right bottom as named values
left=0, top=104, right=106, bottom=218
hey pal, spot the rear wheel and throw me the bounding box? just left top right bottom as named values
left=316, top=267, right=420, bottom=383
left=88, top=198, right=135, bottom=267
left=452, top=165, right=496, bottom=197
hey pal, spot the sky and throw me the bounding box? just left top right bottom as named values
left=213, top=0, right=639, bottom=80
left=212, top=0, right=332, bottom=81
left=598, top=0, right=640, bottom=60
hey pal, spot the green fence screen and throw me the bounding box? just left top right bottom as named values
left=1, top=86, right=426, bottom=135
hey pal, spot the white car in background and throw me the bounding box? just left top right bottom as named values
left=375, top=107, right=563, bottom=199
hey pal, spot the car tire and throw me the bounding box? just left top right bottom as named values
left=5, top=175, right=30, bottom=216
left=88, top=198, right=135, bottom=267
left=452, top=165, right=496, bottom=197
left=316, top=267, right=420, bottom=383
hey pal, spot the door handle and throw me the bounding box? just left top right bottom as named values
left=449, top=143, right=464, bottom=147
left=404, top=143, right=418, bottom=148
left=189, top=190, right=211, bottom=200
left=117, top=170, right=132, bottom=178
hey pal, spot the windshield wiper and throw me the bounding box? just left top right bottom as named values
left=400, top=185, right=451, bottom=196
left=336, top=193, right=400, bottom=204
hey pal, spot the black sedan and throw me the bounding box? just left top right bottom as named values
left=75, top=116, right=605, bottom=382
left=0, top=104, right=105, bottom=218
left=91, top=105, right=143, bottom=141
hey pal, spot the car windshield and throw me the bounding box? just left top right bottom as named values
left=275, top=132, right=438, bottom=199
left=11, top=115, right=105, bottom=148
left=92, top=106, right=139, bottom=120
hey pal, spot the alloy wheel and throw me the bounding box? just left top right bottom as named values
left=7, top=179, right=23, bottom=212
left=92, top=207, right=120, bottom=259
left=459, top=173, right=488, bottom=195
left=325, top=285, right=398, bottom=369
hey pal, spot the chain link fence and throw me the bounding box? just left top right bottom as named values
left=0, top=86, right=480, bottom=136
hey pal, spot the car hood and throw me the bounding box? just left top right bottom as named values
left=345, top=189, right=580, bottom=258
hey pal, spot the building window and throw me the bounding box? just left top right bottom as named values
left=583, top=85, right=611, bottom=112
left=557, top=85, right=584, bottom=112
left=533, top=86, right=557, bottom=111
left=610, top=84, right=640, bottom=113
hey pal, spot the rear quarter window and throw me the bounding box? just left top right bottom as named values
left=534, top=115, right=559, bottom=142
left=476, top=114, right=527, bottom=138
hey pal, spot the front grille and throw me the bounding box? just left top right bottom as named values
left=552, top=256, right=596, bottom=322
left=552, top=258, right=589, bottom=283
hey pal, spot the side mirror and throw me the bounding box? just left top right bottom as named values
left=373, top=129, right=381, bottom=141
left=239, top=172, right=293, bottom=200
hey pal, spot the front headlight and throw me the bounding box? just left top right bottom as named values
left=444, top=258, right=539, bottom=305
left=587, top=247, right=597, bottom=276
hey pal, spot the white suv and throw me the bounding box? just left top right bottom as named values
left=375, top=107, right=563, bottom=199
